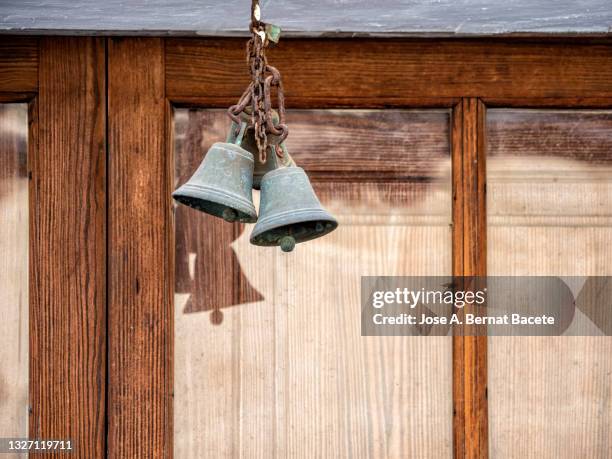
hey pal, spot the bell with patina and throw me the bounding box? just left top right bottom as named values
left=243, top=132, right=295, bottom=189
left=172, top=142, right=257, bottom=223
left=250, top=167, right=338, bottom=252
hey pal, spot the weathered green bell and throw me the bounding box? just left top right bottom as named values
left=243, top=132, right=295, bottom=189
left=250, top=167, right=338, bottom=252
left=228, top=110, right=295, bottom=189
left=172, top=142, right=257, bottom=223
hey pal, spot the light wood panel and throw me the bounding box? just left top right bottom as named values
left=0, top=104, right=29, bottom=446
left=108, top=37, right=173, bottom=458
left=488, top=110, right=612, bottom=164
left=31, top=37, right=106, bottom=458
left=173, top=109, right=453, bottom=458
left=487, top=109, right=612, bottom=458
left=284, top=109, right=450, bottom=181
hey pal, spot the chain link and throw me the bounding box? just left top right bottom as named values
left=227, top=0, right=288, bottom=163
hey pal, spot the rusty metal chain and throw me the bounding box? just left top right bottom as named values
left=227, top=0, right=288, bottom=163
left=249, top=33, right=269, bottom=161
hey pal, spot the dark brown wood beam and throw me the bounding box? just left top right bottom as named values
left=31, top=37, right=106, bottom=458
left=166, top=38, right=612, bottom=102
left=108, top=37, right=173, bottom=458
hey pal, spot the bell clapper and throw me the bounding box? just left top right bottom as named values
left=280, top=236, right=296, bottom=252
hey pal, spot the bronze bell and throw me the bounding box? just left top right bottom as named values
left=227, top=110, right=295, bottom=189
left=172, top=142, right=257, bottom=223
left=250, top=166, right=338, bottom=252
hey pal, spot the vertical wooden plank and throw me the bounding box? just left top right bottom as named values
left=452, top=98, right=488, bottom=458
left=31, top=37, right=106, bottom=458
left=108, top=37, right=172, bottom=458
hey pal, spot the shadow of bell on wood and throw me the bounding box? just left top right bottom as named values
left=175, top=207, right=264, bottom=325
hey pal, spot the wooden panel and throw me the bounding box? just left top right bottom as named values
left=487, top=109, right=612, bottom=458
left=285, top=109, right=450, bottom=180
left=30, top=37, right=106, bottom=458
left=452, top=99, right=488, bottom=459
left=0, top=104, right=29, bottom=443
left=108, top=37, right=173, bottom=458
left=166, top=38, right=612, bottom=103
left=482, top=97, right=612, bottom=109
left=0, top=38, right=38, bottom=93
left=173, top=108, right=453, bottom=458
left=488, top=110, right=612, bottom=164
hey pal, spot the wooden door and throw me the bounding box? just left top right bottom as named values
left=2, top=35, right=610, bottom=458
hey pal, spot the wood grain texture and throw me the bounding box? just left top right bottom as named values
left=108, top=37, right=173, bottom=459
left=0, top=103, right=29, bottom=447
left=0, top=38, right=38, bottom=93
left=175, top=184, right=454, bottom=458
left=486, top=109, right=612, bottom=458
left=171, top=96, right=459, bottom=110
left=166, top=38, right=612, bottom=103
left=482, top=97, right=612, bottom=109
left=452, top=99, right=488, bottom=459
left=30, top=37, right=106, bottom=458
left=174, top=108, right=452, bottom=178
left=173, top=108, right=454, bottom=458
left=284, top=109, right=450, bottom=181
left=487, top=110, right=612, bottom=164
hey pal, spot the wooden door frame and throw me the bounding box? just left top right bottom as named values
left=107, top=38, right=173, bottom=459
left=0, top=37, right=107, bottom=458
left=3, top=35, right=612, bottom=459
